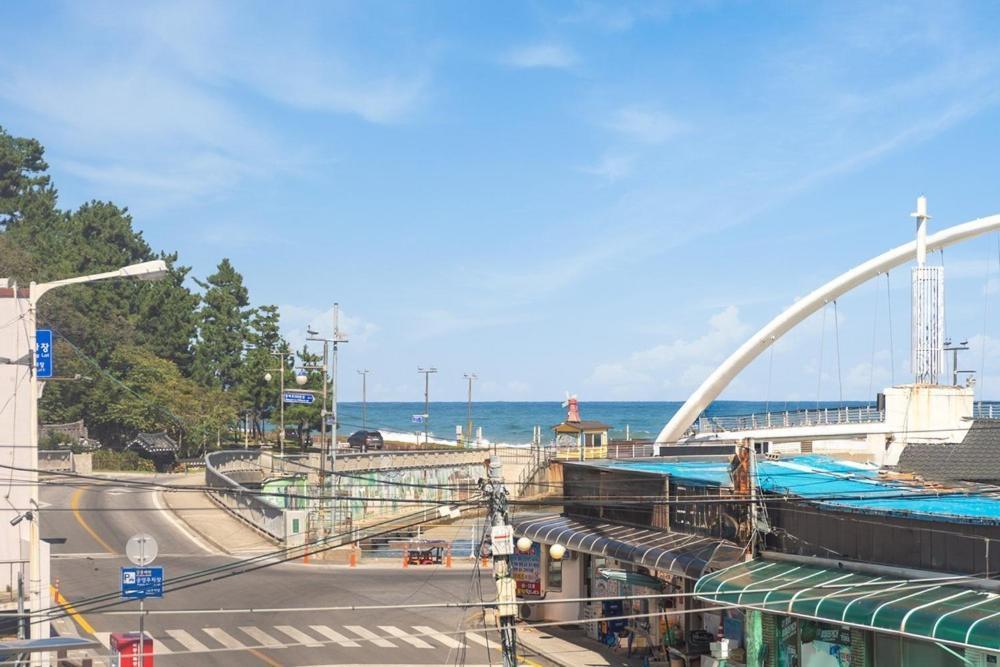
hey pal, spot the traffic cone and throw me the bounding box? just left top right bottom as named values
left=349, top=549, right=357, bottom=567
left=446, top=553, right=452, bottom=568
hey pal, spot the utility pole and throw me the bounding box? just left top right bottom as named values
left=417, top=367, right=437, bottom=445
left=464, top=373, right=477, bottom=447
left=483, top=459, right=518, bottom=667
left=306, top=326, right=329, bottom=462
left=265, top=349, right=288, bottom=457
left=358, top=369, right=371, bottom=430
left=331, top=304, right=348, bottom=472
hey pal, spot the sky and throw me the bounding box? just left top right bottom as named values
left=4, top=1, right=1000, bottom=403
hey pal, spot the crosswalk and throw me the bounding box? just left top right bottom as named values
left=92, top=623, right=499, bottom=656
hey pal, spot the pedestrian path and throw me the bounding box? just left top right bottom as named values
left=90, top=622, right=502, bottom=656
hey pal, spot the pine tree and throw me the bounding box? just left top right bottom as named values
left=193, top=259, right=251, bottom=392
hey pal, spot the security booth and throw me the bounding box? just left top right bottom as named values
left=110, top=631, right=154, bottom=667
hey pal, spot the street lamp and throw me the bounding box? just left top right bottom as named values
left=357, top=369, right=371, bottom=430
left=7, top=259, right=167, bottom=664
left=464, top=373, right=477, bottom=448
left=417, top=367, right=437, bottom=446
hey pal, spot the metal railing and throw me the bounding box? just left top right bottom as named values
left=607, top=441, right=657, bottom=458
left=973, top=403, right=1000, bottom=419
left=693, top=406, right=885, bottom=434
left=205, top=449, right=286, bottom=541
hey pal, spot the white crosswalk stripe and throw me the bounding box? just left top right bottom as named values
left=413, top=625, right=465, bottom=648
left=464, top=630, right=494, bottom=648
left=165, top=629, right=209, bottom=653
left=275, top=625, right=323, bottom=648
left=240, top=626, right=283, bottom=648
left=345, top=625, right=396, bottom=647
left=203, top=627, right=244, bottom=650
left=93, top=632, right=111, bottom=649
left=308, top=624, right=361, bottom=647
left=149, top=636, right=171, bottom=654
left=379, top=625, right=433, bottom=648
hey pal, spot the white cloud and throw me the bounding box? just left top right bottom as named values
left=278, top=304, right=379, bottom=354
left=580, top=153, right=635, bottom=182
left=502, top=43, right=578, bottom=69
left=588, top=306, right=751, bottom=398
left=608, top=106, right=685, bottom=144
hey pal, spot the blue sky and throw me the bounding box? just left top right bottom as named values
left=4, top=1, right=1000, bottom=403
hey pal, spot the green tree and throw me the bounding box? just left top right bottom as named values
left=284, top=344, right=325, bottom=447
left=193, top=258, right=250, bottom=392
left=0, top=126, right=57, bottom=231
left=239, top=305, right=287, bottom=440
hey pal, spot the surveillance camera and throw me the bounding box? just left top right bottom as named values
left=9, top=514, right=23, bottom=527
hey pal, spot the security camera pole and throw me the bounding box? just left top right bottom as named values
left=482, top=459, right=518, bottom=666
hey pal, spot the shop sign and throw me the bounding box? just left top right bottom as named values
left=511, top=541, right=542, bottom=597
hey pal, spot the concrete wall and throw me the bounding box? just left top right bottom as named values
left=535, top=553, right=584, bottom=623
left=0, top=291, right=33, bottom=595
left=878, top=384, right=974, bottom=465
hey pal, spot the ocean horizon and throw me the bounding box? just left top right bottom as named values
left=332, top=399, right=879, bottom=446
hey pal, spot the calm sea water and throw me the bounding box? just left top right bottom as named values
left=334, top=400, right=873, bottom=446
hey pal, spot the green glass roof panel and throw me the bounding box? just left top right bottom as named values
left=695, top=559, right=1000, bottom=652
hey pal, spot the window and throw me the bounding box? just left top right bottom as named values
left=547, top=555, right=563, bottom=592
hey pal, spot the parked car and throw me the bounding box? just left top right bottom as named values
left=347, top=430, right=384, bottom=452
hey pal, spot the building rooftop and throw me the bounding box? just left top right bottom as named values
left=898, top=419, right=1000, bottom=483
left=601, top=454, right=1000, bottom=526
left=553, top=420, right=610, bottom=433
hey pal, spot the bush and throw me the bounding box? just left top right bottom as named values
left=92, top=449, right=155, bottom=472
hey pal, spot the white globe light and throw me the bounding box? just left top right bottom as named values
left=516, top=537, right=532, bottom=553
left=264, top=372, right=273, bottom=382
left=549, top=544, right=566, bottom=561
left=295, top=373, right=308, bottom=386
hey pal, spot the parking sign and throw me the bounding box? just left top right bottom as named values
left=121, top=567, right=164, bottom=599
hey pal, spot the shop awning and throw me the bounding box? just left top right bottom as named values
left=695, top=558, right=1000, bottom=653
left=513, top=514, right=743, bottom=579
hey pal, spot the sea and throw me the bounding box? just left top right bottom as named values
left=334, top=400, right=875, bottom=446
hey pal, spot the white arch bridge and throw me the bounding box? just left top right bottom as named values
left=656, top=210, right=1000, bottom=446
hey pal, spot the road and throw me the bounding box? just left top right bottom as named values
left=41, top=475, right=540, bottom=666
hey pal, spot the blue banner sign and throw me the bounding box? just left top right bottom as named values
left=283, top=391, right=315, bottom=405
left=411, top=414, right=427, bottom=424
left=35, top=329, right=53, bottom=379
left=121, top=566, right=164, bottom=599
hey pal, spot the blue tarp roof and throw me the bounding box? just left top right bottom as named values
left=604, top=455, right=1000, bottom=524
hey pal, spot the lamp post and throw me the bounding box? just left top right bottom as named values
left=464, top=373, right=477, bottom=448
left=358, top=369, right=371, bottom=430
left=417, top=367, right=437, bottom=446
left=2, top=260, right=167, bottom=665
left=264, top=348, right=289, bottom=457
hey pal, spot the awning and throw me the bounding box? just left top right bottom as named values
left=513, top=514, right=743, bottom=579
left=695, top=558, right=1000, bottom=653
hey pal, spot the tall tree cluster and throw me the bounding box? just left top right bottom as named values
left=0, top=126, right=309, bottom=454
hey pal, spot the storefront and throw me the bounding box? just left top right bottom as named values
left=513, top=513, right=745, bottom=660
left=695, top=555, right=1000, bottom=666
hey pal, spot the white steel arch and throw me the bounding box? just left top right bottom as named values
left=656, top=213, right=1000, bottom=445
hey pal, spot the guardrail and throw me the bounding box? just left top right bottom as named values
left=973, top=403, right=1000, bottom=419
left=334, top=448, right=488, bottom=472
left=38, top=450, right=73, bottom=472
left=205, top=449, right=290, bottom=542
left=693, top=406, right=885, bottom=433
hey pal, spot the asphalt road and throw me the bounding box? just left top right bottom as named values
left=41, top=475, right=535, bottom=667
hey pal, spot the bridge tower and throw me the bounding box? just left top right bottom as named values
left=911, top=195, right=945, bottom=384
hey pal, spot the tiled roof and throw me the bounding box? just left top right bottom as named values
left=897, top=420, right=1000, bottom=482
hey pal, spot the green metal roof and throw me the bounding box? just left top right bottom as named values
left=694, top=558, right=1000, bottom=653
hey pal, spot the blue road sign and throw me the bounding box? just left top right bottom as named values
left=121, top=567, right=164, bottom=600
left=35, top=329, right=53, bottom=379
left=283, top=391, right=315, bottom=405
left=411, top=414, right=427, bottom=424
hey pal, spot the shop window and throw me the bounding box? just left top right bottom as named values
left=874, top=634, right=900, bottom=666
left=547, top=556, right=563, bottom=592
left=799, top=620, right=851, bottom=667
left=901, top=638, right=966, bottom=666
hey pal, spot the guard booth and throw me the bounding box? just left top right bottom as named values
left=110, top=632, right=154, bottom=667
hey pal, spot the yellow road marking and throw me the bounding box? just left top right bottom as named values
left=70, top=488, right=117, bottom=554
left=51, top=586, right=95, bottom=635
left=248, top=647, right=284, bottom=667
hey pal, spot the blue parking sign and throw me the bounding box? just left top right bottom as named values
left=121, top=567, right=164, bottom=599
left=35, top=329, right=52, bottom=379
